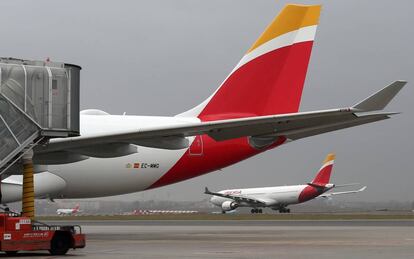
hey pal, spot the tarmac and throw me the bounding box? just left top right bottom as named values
left=3, top=219, right=414, bottom=258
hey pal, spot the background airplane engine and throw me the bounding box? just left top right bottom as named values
left=221, top=201, right=239, bottom=211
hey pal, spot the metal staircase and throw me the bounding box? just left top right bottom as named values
left=0, top=93, right=41, bottom=176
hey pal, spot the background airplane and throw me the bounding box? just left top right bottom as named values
left=206, top=154, right=366, bottom=213
left=130, top=209, right=198, bottom=215
left=56, top=204, right=80, bottom=216
left=0, top=4, right=404, bottom=203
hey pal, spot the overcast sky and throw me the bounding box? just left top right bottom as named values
left=1, top=0, right=412, bottom=203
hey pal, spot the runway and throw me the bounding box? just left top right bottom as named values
left=3, top=220, right=414, bottom=258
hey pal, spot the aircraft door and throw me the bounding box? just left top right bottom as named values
left=189, top=135, right=203, bottom=156
left=50, top=68, right=68, bottom=129
left=27, top=66, right=49, bottom=127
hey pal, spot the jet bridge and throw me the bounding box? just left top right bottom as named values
left=0, top=58, right=80, bottom=217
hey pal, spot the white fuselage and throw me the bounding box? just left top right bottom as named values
left=56, top=208, right=77, bottom=215
left=49, top=114, right=200, bottom=198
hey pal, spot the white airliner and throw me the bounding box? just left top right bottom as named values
left=130, top=209, right=198, bottom=215
left=56, top=204, right=80, bottom=216
left=206, top=154, right=366, bottom=213
left=1, top=4, right=405, bottom=203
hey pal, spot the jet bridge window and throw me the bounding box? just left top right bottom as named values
left=52, top=79, right=58, bottom=90
left=0, top=64, right=25, bottom=111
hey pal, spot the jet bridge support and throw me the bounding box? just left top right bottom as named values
left=21, top=150, right=34, bottom=218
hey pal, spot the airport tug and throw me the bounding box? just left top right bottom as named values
left=0, top=58, right=86, bottom=255
left=0, top=210, right=85, bottom=255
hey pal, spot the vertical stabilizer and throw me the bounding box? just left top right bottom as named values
left=312, top=153, right=335, bottom=185
left=178, top=4, right=322, bottom=121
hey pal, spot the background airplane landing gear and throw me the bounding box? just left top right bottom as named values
left=251, top=208, right=263, bottom=214
left=279, top=208, right=290, bottom=213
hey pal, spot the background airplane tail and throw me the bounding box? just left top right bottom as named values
left=178, top=4, right=321, bottom=121
left=311, top=153, right=335, bottom=186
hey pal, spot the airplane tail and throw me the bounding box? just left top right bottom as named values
left=73, top=204, right=80, bottom=212
left=311, top=153, right=335, bottom=186
left=178, top=4, right=322, bottom=121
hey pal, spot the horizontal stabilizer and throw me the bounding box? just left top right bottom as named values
left=352, top=81, right=406, bottom=111
left=307, top=182, right=326, bottom=189
left=359, top=186, right=367, bottom=192
left=320, top=186, right=367, bottom=198
left=334, top=183, right=360, bottom=188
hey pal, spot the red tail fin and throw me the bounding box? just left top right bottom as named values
left=312, top=153, right=335, bottom=185
left=179, top=4, right=321, bottom=120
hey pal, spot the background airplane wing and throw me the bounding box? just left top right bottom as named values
left=319, top=186, right=367, bottom=198
left=33, top=81, right=405, bottom=162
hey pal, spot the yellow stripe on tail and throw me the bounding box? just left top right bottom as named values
left=323, top=153, right=336, bottom=164
left=247, top=4, right=321, bottom=53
